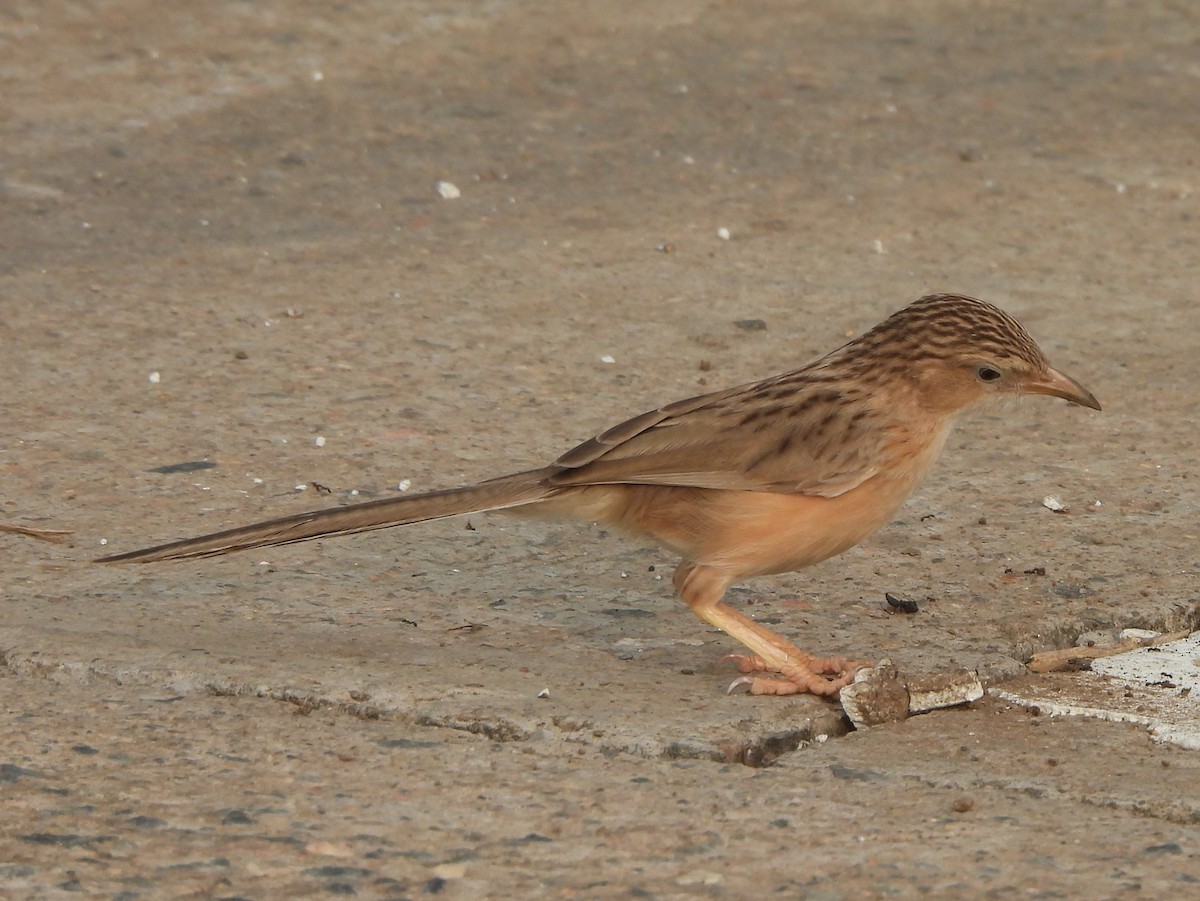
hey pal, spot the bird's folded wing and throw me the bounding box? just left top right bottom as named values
left=549, top=384, right=882, bottom=498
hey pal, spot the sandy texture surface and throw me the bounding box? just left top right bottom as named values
left=3, top=1, right=1199, bottom=897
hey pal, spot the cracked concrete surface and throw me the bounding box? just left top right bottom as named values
left=3, top=0, right=1200, bottom=896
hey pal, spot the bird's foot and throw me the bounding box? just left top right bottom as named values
left=720, top=653, right=869, bottom=697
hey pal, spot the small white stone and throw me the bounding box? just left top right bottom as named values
left=294, top=483, right=308, bottom=491
left=314, top=436, right=326, bottom=447
left=717, top=226, right=731, bottom=240
left=397, top=479, right=412, bottom=492
left=1042, top=495, right=1066, bottom=512
left=1118, top=628, right=1161, bottom=642
left=436, top=180, right=461, bottom=199
left=677, top=871, right=723, bottom=886
left=148, top=371, right=161, bottom=384
left=304, top=840, right=354, bottom=858
left=432, top=862, right=467, bottom=880
left=599, top=354, right=615, bottom=364
left=537, top=688, right=551, bottom=699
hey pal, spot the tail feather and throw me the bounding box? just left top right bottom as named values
left=97, top=470, right=553, bottom=563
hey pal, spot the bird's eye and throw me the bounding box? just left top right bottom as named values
left=976, top=365, right=1003, bottom=383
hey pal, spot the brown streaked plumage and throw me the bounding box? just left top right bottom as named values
left=99, top=293, right=1101, bottom=697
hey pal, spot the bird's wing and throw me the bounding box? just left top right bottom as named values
left=549, top=378, right=885, bottom=497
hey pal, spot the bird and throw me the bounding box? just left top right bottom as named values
left=98, top=293, right=1101, bottom=697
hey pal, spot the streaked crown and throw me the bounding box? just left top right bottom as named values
left=847, top=293, right=1048, bottom=368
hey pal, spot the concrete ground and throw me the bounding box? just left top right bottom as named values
left=2, top=1, right=1198, bottom=897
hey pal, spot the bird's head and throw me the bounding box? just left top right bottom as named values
left=849, top=293, right=1101, bottom=417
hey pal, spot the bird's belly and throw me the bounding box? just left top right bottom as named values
left=711, top=423, right=954, bottom=576
left=696, top=481, right=906, bottom=577
left=697, top=435, right=946, bottom=579
left=563, top=435, right=942, bottom=581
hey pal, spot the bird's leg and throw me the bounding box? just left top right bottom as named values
left=674, top=561, right=867, bottom=697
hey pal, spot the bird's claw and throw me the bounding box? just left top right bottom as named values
left=726, top=675, right=757, bottom=694
left=720, top=653, right=870, bottom=697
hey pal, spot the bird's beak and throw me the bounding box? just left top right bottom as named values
left=1024, top=367, right=1102, bottom=411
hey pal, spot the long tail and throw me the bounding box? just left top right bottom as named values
left=97, top=470, right=554, bottom=563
